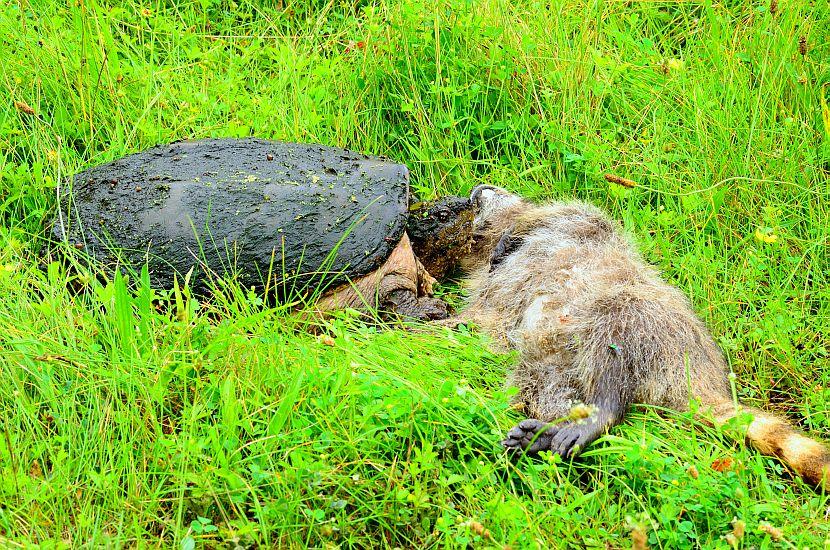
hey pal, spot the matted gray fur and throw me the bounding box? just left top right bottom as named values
left=451, top=185, right=830, bottom=491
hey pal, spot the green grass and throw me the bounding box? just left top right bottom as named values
left=1, top=0, right=829, bottom=547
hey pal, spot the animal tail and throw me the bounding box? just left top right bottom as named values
left=709, top=400, right=830, bottom=491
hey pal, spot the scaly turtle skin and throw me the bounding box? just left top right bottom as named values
left=407, top=196, right=475, bottom=281
left=53, top=138, right=473, bottom=319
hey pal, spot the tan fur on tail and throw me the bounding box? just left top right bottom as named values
left=710, top=401, right=830, bottom=490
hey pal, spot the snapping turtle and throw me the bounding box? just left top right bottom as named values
left=53, top=138, right=473, bottom=319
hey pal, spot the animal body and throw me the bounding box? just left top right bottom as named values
left=53, top=138, right=473, bottom=320
left=454, top=184, right=830, bottom=490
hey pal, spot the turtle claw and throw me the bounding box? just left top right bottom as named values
left=413, top=297, right=450, bottom=321
left=382, top=290, right=449, bottom=321
left=431, top=317, right=467, bottom=330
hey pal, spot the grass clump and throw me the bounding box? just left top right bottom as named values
left=1, top=0, right=829, bottom=547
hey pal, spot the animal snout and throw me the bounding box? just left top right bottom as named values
left=470, top=184, right=509, bottom=208
left=470, top=185, right=522, bottom=228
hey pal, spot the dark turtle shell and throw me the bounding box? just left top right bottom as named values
left=53, top=138, right=410, bottom=295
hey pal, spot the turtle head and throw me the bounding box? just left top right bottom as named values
left=407, top=195, right=474, bottom=281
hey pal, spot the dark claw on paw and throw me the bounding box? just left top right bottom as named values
left=501, top=418, right=554, bottom=453
left=501, top=437, right=521, bottom=448
left=503, top=417, right=601, bottom=458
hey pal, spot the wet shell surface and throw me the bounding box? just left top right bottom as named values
left=54, top=138, right=410, bottom=294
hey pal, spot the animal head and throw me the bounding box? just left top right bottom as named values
left=407, top=196, right=475, bottom=280
left=470, top=185, right=526, bottom=228
left=461, top=185, right=533, bottom=272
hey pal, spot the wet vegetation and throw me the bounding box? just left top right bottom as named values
left=1, top=0, right=829, bottom=547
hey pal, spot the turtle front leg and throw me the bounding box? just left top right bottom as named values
left=372, top=233, right=452, bottom=321
left=316, top=233, right=452, bottom=320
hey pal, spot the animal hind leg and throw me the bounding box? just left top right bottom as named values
left=503, top=309, right=640, bottom=458
left=505, top=290, right=685, bottom=457
left=502, top=360, right=631, bottom=457
left=502, top=393, right=582, bottom=453
left=502, top=362, right=590, bottom=455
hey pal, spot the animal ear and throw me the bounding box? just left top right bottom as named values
left=489, top=227, right=523, bottom=272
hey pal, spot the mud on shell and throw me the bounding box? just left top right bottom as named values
left=54, top=138, right=411, bottom=296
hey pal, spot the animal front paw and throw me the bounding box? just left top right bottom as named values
left=502, top=417, right=602, bottom=458
left=489, top=228, right=523, bottom=272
